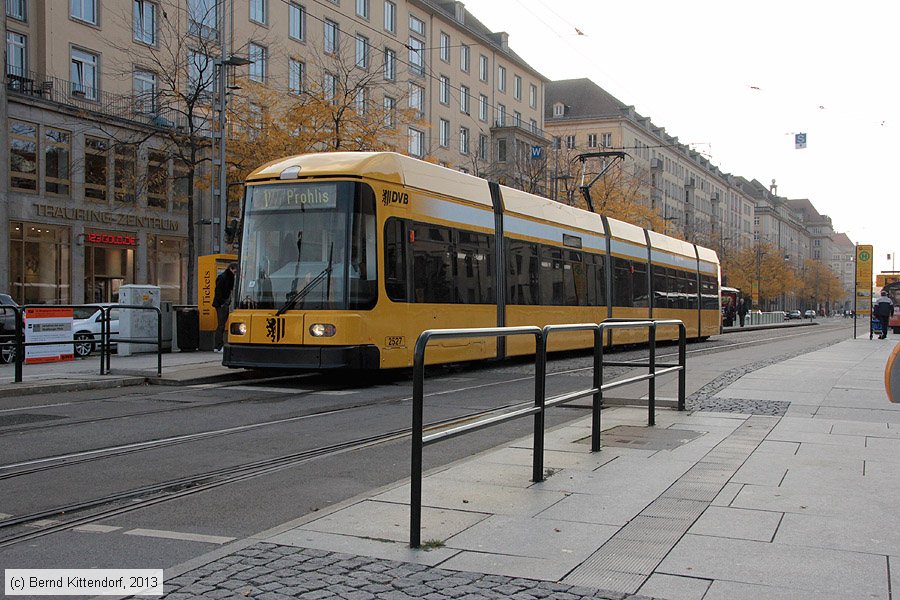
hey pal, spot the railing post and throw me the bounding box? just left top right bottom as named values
left=532, top=331, right=546, bottom=483
left=156, top=307, right=162, bottom=377
left=14, top=306, right=23, bottom=383
left=678, top=323, right=687, bottom=411
left=409, top=333, right=427, bottom=549
left=105, top=306, right=112, bottom=373
left=591, top=325, right=603, bottom=452
left=99, top=306, right=107, bottom=376
left=648, top=321, right=656, bottom=426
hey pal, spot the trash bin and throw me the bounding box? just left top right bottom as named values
left=175, top=307, right=200, bottom=352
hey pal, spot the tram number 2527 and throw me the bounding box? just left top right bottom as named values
left=385, top=336, right=406, bottom=348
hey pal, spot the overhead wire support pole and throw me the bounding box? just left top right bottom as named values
left=575, top=151, right=628, bottom=213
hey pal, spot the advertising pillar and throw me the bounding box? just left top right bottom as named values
left=198, top=254, right=237, bottom=351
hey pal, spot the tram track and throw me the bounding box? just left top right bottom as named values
left=0, top=400, right=550, bottom=548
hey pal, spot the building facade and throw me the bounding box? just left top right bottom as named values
left=2, top=0, right=547, bottom=303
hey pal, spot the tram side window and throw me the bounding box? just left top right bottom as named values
left=585, top=252, right=606, bottom=306
left=685, top=272, right=698, bottom=309
left=700, top=275, right=718, bottom=310
left=632, top=261, right=649, bottom=307
left=411, top=225, right=455, bottom=303
left=563, top=250, right=587, bottom=306
left=455, top=231, right=495, bottom=303
left=653, top=265, right=669, bottom=308
left=384, top=218, right=408, bottom=301
left=612, top=257, right=634, bottom=307
left=506, top=239, right=540, bottom=305
left=540, top=246, right=565, bottom=305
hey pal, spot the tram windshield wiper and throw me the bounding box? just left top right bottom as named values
left=275, top=265, right=332, bottom=316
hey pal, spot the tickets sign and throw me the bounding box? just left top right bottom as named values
left=24, top=307, right=74, bottom=364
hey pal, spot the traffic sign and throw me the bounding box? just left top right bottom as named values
left=531, top=145, right=543, bottom=160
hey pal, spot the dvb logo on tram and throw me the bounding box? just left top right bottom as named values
left=381, top=189, right=409, bottom=207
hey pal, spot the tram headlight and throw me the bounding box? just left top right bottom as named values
left=230, top=322, right=247, bottom=336
left=309, top=323, right=336, bottom=337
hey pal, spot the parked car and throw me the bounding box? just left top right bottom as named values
left=0, top=293, right=18, bottom=364
left=804, top=310, right=816, bottom=319
left=786, top=310, right=802, bottom=320
left=72, top=304, right=119, bottom=357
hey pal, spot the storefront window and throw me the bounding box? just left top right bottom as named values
left=45, top=128, right=71, bottom=196
left=10, top=222, right=71, bottom=304
left=147, top=151, right=167, bottom=208
left=83, top=232, right=135, bottom=303
left=85, top=136, right=109, bottom=201
left=10, top=119, right=37, bottom=192
left=150, top=236, right=187, bottom=302
left=114, top=144, right=137, bottom=203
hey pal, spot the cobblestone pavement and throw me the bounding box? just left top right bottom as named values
left=161, top=544, right=661, bottom=600
left=686, top=337, right=844, bottom=415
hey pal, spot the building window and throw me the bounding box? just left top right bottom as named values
left=478, top=134, right=487, bottom=161
left=133, top=1, right=157, bottom=44
left=600, top=132, right=612, bottom=147
left=530, top=118, right=537, bottom=133
left=409, top=14, right=425, bottom=35
left=6, top=31, right=26, bottom=77
left=565, top=135, right=575, bottom=149
left=587, top=133, right=597, bottom=148
left=383, top=47, right=396, bottom=80
left=324, top=72, right=336, bottom=103
left=408, top=36, right=425, bottom=76
left=408, top=127, right=424, bottom=157
left=10, top=119, right=37, bottom=192
left=133, top=70, right=157, bottom=113
left=439, top=75, right=449, bottom=104
left=10, top=222, right=71, bottom=305
left=496, top=103, right=506, bottom=126
left=479, top=54, right=488, bottom=82
left=383, top=0, right=395, bottom=33
left=248, top=43, right=266, bottom=82
left=173, top=161, right=189, bottom=212
left=354, top=88, right=367, bottom=115
left=513, top=75, right=522, bottom=100
left=383, top=96, right=396, bottom=127
left=439, top=119, right=450, bottom=147
left=409, top=82, right=424, bottom=114
left=289, top=2, right=305, bottom=40
left=188, top=0, right=218, bottom=39
left=146, top=151, right=168, bottom=208
left=553, top=102, right=564, bottom=117
left=187, top=50, right=214, bottom=98
left=71, top=48, right=99, bottom=100
left=84, top=136, right=109, bottom=201
left=478, top=94, right=487, bottom=121
left=529, top=83, right=537, bottom=108
left=249, top=0, right=266, bottom=24
left=513, top=111, right=521, bottom=126
left=497, top=138, right=507, bottom=162
left=44, top=128, right=71, bottom=196
left=459, top=44, right=470, bottom=72
left=355, top=34, right=369, bottom=68
left=459, top=126, right=469, bottom=155
left=70, top=0, right=97, bottom=24
left=356, top=0, right=368, bottom=18
left=289, top=59, right=304, bottom=94
left=7, top=0, right=26, bottom=20
left=324, top=19, right=339, bottom=54
left=114, top=144, right=136, bottom=203
left=459, top=85, right=469, bottom=114
left=150, top=236, right=187, bottom=303
left=497, top=65, right=506, bottom=92
left=440, top=32, right=450, bottom=62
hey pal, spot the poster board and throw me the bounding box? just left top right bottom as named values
left=24, top=307, right=74, bottom=364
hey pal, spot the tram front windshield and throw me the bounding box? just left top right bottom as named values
left=237, top=181, right=377, bottom=311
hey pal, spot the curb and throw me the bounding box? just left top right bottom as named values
left=0, top=376, right=146, bottom=398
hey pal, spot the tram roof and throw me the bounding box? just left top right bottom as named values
left=246, top=151, right=495, bottom=207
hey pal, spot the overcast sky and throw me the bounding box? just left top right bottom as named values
left=463, top=0, right=899, bottom=274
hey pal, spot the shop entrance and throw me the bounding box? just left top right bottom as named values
left=84, top=237, right=134, bottom=303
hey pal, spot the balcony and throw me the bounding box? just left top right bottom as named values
left=6, top=69, right=185, bottom=131
left=491, top=114, right=548, bottom=140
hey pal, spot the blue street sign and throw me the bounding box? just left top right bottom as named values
left=531, top=145, right=543, bottom=159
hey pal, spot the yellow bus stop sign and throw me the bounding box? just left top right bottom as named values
left=888, top=343, right=900, bottom=403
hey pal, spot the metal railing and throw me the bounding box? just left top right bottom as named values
left=409, top=318, right=686, bottom=547
left=6, top=304, right=162, bottom=383
left=5, top=68, right=186, bottom=130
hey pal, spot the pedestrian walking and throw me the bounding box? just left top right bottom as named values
left=213, top=262, right=238, bottom=352
left=874, top=289, right=893, bottom=339
left=737, top=298, right=748, bottom=327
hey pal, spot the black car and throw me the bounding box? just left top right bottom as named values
left=0, top=293, right=19, bottom=364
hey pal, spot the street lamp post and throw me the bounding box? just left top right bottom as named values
left=212, top=54, right=250, bottom=253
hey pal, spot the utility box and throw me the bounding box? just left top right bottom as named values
left=198, top=253, right=237, bottom=351
left=118, top=285, right=161, bottom=356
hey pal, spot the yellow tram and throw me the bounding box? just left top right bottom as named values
left=224, top=152, right=720, bottom=370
